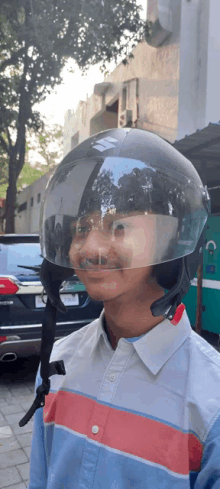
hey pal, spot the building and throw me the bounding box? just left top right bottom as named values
left=15, top=0, right=220, bottom=233
left=15, top=169, right=54, bottom=234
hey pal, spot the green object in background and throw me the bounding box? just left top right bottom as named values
left=182, top=215, right=220, bottom=334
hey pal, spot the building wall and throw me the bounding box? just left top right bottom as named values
left=63, top=0, right=182, bottom=156
left=178, top=0, right=220, bottom=139
left=15, top=170, right=54, bottom=234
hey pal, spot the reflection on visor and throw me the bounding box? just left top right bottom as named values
left=40, top=156, right=209, bottom=270
left=68, top=212, right=178, bottom=270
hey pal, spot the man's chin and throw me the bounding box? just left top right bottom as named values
left=86, top=281, right=119, bottom=302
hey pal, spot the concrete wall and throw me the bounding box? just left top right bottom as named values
left=63, top=0, right=220, bottom=149
left=15, top=170, right=54, bottom=234
left=178, top=0, right=220, bottom=139
left=63, top=0, right=182, bottom=156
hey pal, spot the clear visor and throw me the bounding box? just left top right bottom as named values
left=40, top=156, right=208, bottom=270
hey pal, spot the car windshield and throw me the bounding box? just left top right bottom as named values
left=4, top=242, right=43, bottom=276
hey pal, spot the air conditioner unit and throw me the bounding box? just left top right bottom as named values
left=119, top=110, right=133, bottom=128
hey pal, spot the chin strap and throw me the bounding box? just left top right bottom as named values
left=150, top=257, right=190, bottom=320
left=19, top=298, right=66, bottom=427
left=19, top=259, right=74, bottom=427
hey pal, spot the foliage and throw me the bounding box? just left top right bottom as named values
left=0, top=123, right=63, bottom=196
left=0, top=0, right=146, bottom=232
left=18, top=123, right=63, bottom=191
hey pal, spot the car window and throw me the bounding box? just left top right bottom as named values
left=5, top=242, right=43, bottom=276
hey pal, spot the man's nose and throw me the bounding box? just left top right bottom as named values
left=81, top=228, right=111, bottom=254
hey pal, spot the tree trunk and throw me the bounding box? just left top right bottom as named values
left=5, top=162, right=17, bottom=233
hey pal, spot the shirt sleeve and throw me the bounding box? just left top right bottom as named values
left=27, top=366, right=48, bottom=489
left=194, top=413, right=220, bottom=488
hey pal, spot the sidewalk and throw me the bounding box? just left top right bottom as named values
left=0, top=380, right=35, bottom=489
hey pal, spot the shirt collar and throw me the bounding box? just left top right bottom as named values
left=132, top=309, right=191, bottom=374
left=91, top=309, right=192, bottom=374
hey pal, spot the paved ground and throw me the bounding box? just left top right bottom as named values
left=0, top=356, right=40, bottom=489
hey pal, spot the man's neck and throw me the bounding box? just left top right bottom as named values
left=103, top=293, right=165, bottom=350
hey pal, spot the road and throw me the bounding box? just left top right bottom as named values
left=0, top=356, right=40, bottom=489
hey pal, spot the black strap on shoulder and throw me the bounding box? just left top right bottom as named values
left=19, top=298, right=66, bottom=427
left=19, top=259, right=74, bottom=427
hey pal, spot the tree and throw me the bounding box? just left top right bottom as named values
left=0, top=123, right=63, bottom=196
left=17, top=123, right=63, bottom=191
left=0, top=0, right=146, bottom=232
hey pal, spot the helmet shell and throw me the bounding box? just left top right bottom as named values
left=40, top=128, right=210, bottom=271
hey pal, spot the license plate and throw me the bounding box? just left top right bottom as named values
left=35, top=294, right=79, bottom=308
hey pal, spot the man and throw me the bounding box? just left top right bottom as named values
left=26, top=128, right=220, bottom=488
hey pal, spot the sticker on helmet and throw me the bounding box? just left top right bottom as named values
left=93, top=137, right=118, bottom=152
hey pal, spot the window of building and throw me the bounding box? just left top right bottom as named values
left=18, top=202, right=27, bottom=213
left=37, top=193, right=41, bottom=203
left=30, top=197, right=34, bottom=207
left=122, top=87, right=127, bottom=111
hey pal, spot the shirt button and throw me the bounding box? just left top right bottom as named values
left=109, top=373, right=116, bottom=382
left=92, top=425, right=99, bottom=434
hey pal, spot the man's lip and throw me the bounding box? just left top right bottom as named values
left=81, top=267, right=115, bottom=272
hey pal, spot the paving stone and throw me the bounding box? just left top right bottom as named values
left=10, top=385, right=32, bottom=393
left=0, top=420, right=7, bottom=428
left=16, top=463, right=30, bottom=482
left=4, top=413, right=26, bottom=426
left=1, top=483, right=26, bottom=489
left=0, top=394, right=14, bottom=401
left=24, top=481, right=29, bottom=488
left=0, top=405, right=24, bottom=416
left=15, top=432, right=32, bottom=449
left=0, top=437, right=20, bottom=454
left=12, top=421, right=34, bottom=436
left=0, top=466, right=21, bottom=488
left=0, top=426, right=13, bottom=439
left=0, top=413, right=4, bottom=423
left=0, top=399, right=8, bottom=407
left=10, top=397, right=34, bottom=406
left=17, top=401, right=34, bottom=412
left=0, top=448, right=28, bottom=469
left=23, top=446, right=31, bottom=459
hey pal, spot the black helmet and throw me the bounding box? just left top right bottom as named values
left=19, top=128, right=210, bottom=427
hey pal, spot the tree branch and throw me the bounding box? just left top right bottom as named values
left=0, top=47, right=26, bottom=73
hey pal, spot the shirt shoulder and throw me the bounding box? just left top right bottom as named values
left=186, top=330, right=220, bottom=442
left=50, top=314, right=102, bottom=362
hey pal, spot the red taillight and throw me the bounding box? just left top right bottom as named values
left=0, top=336, right=7, bottom=344
left=0, top=278, right=19, bottom=295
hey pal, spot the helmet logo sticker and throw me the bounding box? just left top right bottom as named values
left=92, top=137, right=118, bottom=152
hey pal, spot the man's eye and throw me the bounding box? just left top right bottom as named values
left=112, top=223, right=125, bottom=238
left=77, top=225, right=89, bottom=235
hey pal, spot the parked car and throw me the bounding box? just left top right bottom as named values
left=0, top=234, right=103, bottom=363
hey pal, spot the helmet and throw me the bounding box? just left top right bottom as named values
left=19, top=128, right=210, bottom=427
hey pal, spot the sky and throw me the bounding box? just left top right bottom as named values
left=37, top=0, right=147, bottom=126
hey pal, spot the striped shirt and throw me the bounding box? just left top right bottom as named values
left=28, top=307, right=220, bottom=488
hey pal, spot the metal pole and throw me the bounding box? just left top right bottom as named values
left=195, top=160, right=207, bottom=335
left=195, top=257, right=203, bottom=335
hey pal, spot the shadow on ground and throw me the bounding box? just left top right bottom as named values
left=0, top=356, right=40, bottom=384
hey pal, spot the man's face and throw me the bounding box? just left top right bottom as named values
left=68, top=211, right=161, bottom=302
left=73, top=263, right=156, bottom=303
left=68, top=211, right=157, bottom=271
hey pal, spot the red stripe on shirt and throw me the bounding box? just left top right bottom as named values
left=44, top=390, right=202, bottom=475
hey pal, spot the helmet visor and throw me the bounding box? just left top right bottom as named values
left=40, top=156, right=208, bottom=270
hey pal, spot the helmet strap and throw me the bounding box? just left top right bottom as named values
left=19, top=259, right=73, bottom=427
left=150, top=257, right=190, bottom=320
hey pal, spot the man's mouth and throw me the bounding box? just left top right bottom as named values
left=78, top=258, right=121, bottom=270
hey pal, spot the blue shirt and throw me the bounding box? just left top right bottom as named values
left=28, top=308, right=220, bottom=488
